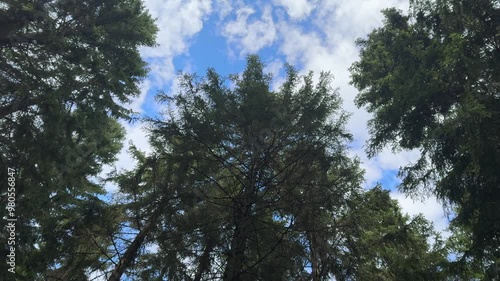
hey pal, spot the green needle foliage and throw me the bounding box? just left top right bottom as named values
left=0, top=0, right=472, bottom=275
left=0, top=0, right=157, bottom=279
left=350, top=0, right=499, bottom=270
left=338, top=186, right=449, bottom=280
left=149, top=55, right=362, bottom=280
left=110, top=55, right=449, bottom=281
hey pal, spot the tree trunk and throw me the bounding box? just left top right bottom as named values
left=193, top=235, right=215, bottom=281
left=309, top=232, right=321, bottom=281
left=108, top=211, right=159, bottom=281
left=222, top=202, right=251, bottom=281
left=222, top=150, right=259, bottom=281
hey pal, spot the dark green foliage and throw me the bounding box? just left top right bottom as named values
left=149, top=55, right=361, bottom=280
left=0, top=0, right=157, bottom=278
left=0, top=3, right=463, bottom=274
left=109, top=55, right=448, bottom=280
left=350, top=0, right=499, bottom=267
left=337, top=186, right=449, bottom=280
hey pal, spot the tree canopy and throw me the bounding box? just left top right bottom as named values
left=350, top=0, right=499, bottom=269
left=103, top=55, right=450, bottom=281
left=0, top=0, right=157, bottom=279
left=2, top=0, right=497, bottom=278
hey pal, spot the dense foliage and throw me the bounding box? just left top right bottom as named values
left=0, top=0, right=157, bottom=279
left=2, top=0, right=498, bottom=279
left=350, top=0, right=499, bottom=273
left=106, top=56, right=449, bottom=281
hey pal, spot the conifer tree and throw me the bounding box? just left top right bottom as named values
left=113, top=55, right=449, bottom=280
left=350, top=0, right=499, bottom=267
left=0, top=0, right=157, bottom=278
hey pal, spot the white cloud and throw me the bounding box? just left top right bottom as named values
left=270, top=0, right=403, bottom=139
left=377, top=148, right=420, bottom=171
left=270, top=0, right=411, bottom=175
left=273, top=0, right=316, bottom=19
left=354, top=147, right=421, bottom=188
left=141, top=0, right=212, bottom=59
left=314, top=0, right=408, bottom=43
left=140, top=0, right=212, bottom=86
left=214, top=0, right=234, bottom=18
left=222, top=5, right=277, bottom=55
left=277, top=23, right=322, bottom=64
left=147, top=58, right=176, bottom=88
left=391, top=191, right=450, bottom=237
left=128, top=80, right=151, bottom=114
left=264, top=58, right=283, bottom=76
left=264, top=58, right=286, bottom=92
left=261, top=0, right=448, bottom=237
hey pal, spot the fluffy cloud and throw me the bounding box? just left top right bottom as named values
left=141, top=0, right=212, bottom=59
left=354, top=147, right=421, bottom=188
left=391, top=191, right=451, bottom=237
left=222, top=5, right=277, bottom=55
left=214, top=0, right=234, bottom=18
left=270, top=0, right=417, bottom=194
left=275, top=0, right=408, bottom=142
left=314, top=0, right=408, bottom=42
left=140, top=0, right=212, bottom=85
left=273, top=0, right=316, bottom=20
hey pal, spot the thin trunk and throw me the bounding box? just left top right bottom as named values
left=223, top=151, right=259, bottom=281
left=108, top=212, right=159, bottom=281
left=309, top=232, right=321, bottom=281
left=222, top=203, right=251, bottom=281
left=193, top=235, right=215, bottom=281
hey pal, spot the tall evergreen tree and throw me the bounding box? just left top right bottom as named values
left=336, top=186, right=449, bottom=280
left=350, top=0, right=499, bottom=269
left=150, top=55, right=361, bottom=280
left=0, top=0, right=157, bottom=279
left=110, top=55, right=450, bottom=280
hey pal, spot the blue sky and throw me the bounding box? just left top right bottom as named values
left=102, top=0, right=450, bottom=241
